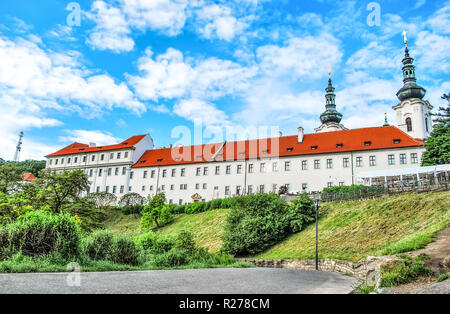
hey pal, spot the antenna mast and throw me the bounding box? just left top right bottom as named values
left=13, top=131, right=24, bottom=162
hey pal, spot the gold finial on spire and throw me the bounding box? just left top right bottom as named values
left=328, top=64, right=331, bottom=78
left=402, top=30, right=408, bottom=46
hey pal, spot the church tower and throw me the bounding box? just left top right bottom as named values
left=315, top=66, right=347, bottom=133
left=393, top=31, right=433, bottom=140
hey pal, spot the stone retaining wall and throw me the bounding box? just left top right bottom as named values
left=237, top=256, right=403, bottom=286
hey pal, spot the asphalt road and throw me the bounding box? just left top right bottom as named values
left=0, top=267, right=359, bottom=294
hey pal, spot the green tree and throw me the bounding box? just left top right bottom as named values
left=0, top=163, right=23, bottom=194
left=431, top=93, right=450, bottom=125
left=141, top=193, right=172, bottom=228
left=421, top=122, right=450, bottom=166
left=118, top=192, right=144, bottom=206
left=35, top=169, right=90, bottom=213
left=285, top=194, right=316, bottom=233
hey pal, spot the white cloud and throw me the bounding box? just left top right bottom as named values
left=173, top=99, right=230, bottom=125
left=194, top=4, right=249, bottom=41
left=86, top=0, right=135, bottom=53
left=127, top=47, right=257, bottom=101
left=59, top=130, right=123, bottom=146
left=256, top=34, right=342, bottom=79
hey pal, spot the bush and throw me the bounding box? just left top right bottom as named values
left=137, top=232, right=176, bottom=254
left=185, top=202, right=206, bottom=214
left=173, top=205, right=185, bottom=214
left=7, top=210, right=81, bottom=258
left=121, top=205, right=144, bottom=215
left=221, top=198, right=238, bottom=209
left=141, top=205, right=173, bottom=229
left=321, top=185, right=387, bottom=202
left=380, top=254, right=434, bottom=287
left=82, top=230, right=115, bottom=261
left=285, top=194, right=316, bottom=233
left=175, top=231, right=197, bottom=254
left=113, top=236, right=141, bottom=265
left=222, top=193, right=289, bottom=255
left=209, top=199, right=223, bottom=210
left=0, top=228, right=10, bottom=260
left=153, top=248, right=189, bottom=267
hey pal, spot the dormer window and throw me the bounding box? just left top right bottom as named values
left=122, top=142, right=128, bottom=145
left=140, top=160, right=146, bottom=164
left=393, top=139, right=401, bottom=144
left=157, top=159, right=163, bottom=163
left=311, top=146, right=318, bottom=151
left=239, top=152, right=245, bottom=157
left=364, top=141, right=372, bottom=146
left=287, top=147, right=294, bottom=152
left=262, top=149, right=268, bottom=154
left=336, top=144, right=343, bottom=148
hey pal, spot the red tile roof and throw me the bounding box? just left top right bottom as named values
left=46, top=135, right=147, bottom=157
left=133, top=126, right=423, bottom=168
left=22, top=173, right=36, bottom=182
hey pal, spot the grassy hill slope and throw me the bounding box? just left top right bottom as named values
left=256, top=191, right=450, bottom=262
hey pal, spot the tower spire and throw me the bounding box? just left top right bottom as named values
left=396, top=31, right=426, bottom=102
left=319, top=69, right=343, bottom=125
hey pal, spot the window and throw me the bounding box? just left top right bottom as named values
left=301, top=160, right=308, bottom=170
left=96, top=186, right=100, bottom=193
left=272, top=184, right=278, bottom=193
left=285, top=184, right=291, bottom=193
left=327, top=182, right=333, bottom=188
left=142, top=186, right=146, bottom=191
left=100, top=154, right=105, bottom=161
left=172, top=169, right=176, bottom=177
left=285, top=161, right=291, bottom=171
left=356, top=157, right=363, bottom=167
left=260, top=163, right=266, bottom=173
left=225, top=186, right=230, bottom=196
left=89, top=169, right=93, bottom=177
left=339, top=182, right=345, bottom=187
left=406, top=117, right=413, bottom=132
left=248, top=164, right=253, bottom=173
left=203, top=183, right=207, bottom=190
left=302, top=183, right=308, bottom=193
left=110, top=153, right=114, bottom=160
left=107, top=168, right=112, bottom=176
left=151, top=170, right=155, bottom=178
left=112, top=186, right=117, bottom=194
left=55, top=159, right=58, bottom=165
left=196, top=167, right=201, bottom=176
left=425, top=117, right=429, bottom=132
left=272, top=162, right=278, bottom=172
left=215, top=166, right=220, bottom=175
left=149, top=185, right=153, bottom=191
left=181, top=168, right=186, bottom=177
left=314, top=160, right=320, bottom=169
left=369, top=156, right=376, bottom=167
left=170, top=185, right=174, bottom=191
left=130, top=171, right=134, bottom=179
left=105, top=186, right=109, bottom=193
left=115, top=168, right=119, bottom=176
left=98, top=169, right=102, bottom=177
left=259, top=185, right=265, bottom=193
left=124, top=152, right=128, bottom=158
left=67, top=158, right=71, bottom=164
left=49, top=160, right=53, bottom=166
left=162, top=170, right=167, bottom=177
left=122, top=167, right=126, bottom=175
left=411, top=153, right=418, bottom=164
left=117, top=152, right=121, bottom=159
left=161, top=185, right=165, bottom=191
left=120, top=186, right=124, bottom=194
left=83, top=156, right=87, bottom=163
left=343, top=158, right=350, bottom=168
left=388, top=154, right=395, bottom=165
left=179, top=199, right=183, bottom=205
left=326, top=159, right=333, bottom=169
left=237, top=164, right=243, bottom=174
left=203, top=167, right=209, bottom=176
left=61, top=158, right=64, bottom=164
left=91, top=155, right=95, bottom=162
left=236, top=186, right=242, bottom=195
left=248, top=185, right=253, bottom=194
left=226, top=165, right=231, bottom=174
left=195, top=183, right=200, bottom=190
left=143, top=171, right=147, bottom=178
left=400, top=153, right=407, bottom=165
left=74, top=157, right=78, bottom=163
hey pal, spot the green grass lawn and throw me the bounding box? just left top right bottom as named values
left=256, top=191, right=450, bottom=262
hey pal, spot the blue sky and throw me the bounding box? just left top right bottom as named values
left=0, top=0, right=448, bottom=160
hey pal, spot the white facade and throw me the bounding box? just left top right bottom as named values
left=393, top=98, right=433, bottom=140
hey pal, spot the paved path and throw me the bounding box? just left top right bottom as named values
left=0, top=267, right=359, bottom=294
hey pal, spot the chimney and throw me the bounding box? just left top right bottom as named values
left=297, top=127, right=304, bottom=144
left=278, top=131, right=283, bottom=137
left=89, top=142, right=96, bottom=147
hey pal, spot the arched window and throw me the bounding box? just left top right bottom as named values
left=406, top=117, right=413, bottom=132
